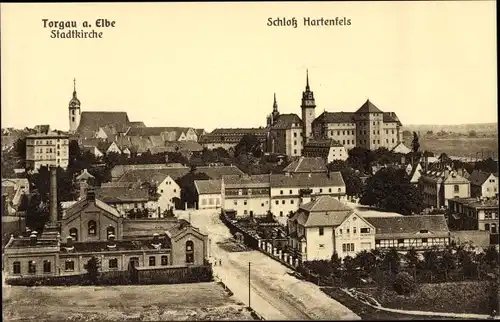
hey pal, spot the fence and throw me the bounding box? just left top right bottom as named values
left=135, top=264, right=213, bottom=285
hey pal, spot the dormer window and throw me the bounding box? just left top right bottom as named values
left=419, top=229, right=429, bottom=234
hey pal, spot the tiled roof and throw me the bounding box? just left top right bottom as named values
left=200, top=128, right=268, bottom=144
left=304, top=138, right=344, bottom=148
left=126, top=127, right=193, bottom=140
left=313, top=111, right=355, bottom=124
left=469, top=169, right=495, bottom=186
left=118, top=167, right=190, bottom=183
left=283, top=157, right=328, bottom=173
left=194, top=179, right=222, bottom=195
left=196, top=165, right=244, bottom=179
left=164, top=141, right=203, bottom=152
left=450, top=197, right=498, bottom=209
left=26, top=131, right=68, bottom=138
left=420, top=169, right=470, bottom=184
left=129, top=121, right=146, bottom=128
left=271, top=114, right=303, bottom=130
left=63, top=197, right=122, bottom=220
left=222, top=174, right=270, bottom=188
left=76, top=112, right=131, bottom=138
left=95, top=186, right=150, bottom=203
left=391, top=142, right=411, bottom=154
left=383, top=112, right=402, bottom=125
left=270, top=172, right=345, bottom=188
left=355, top=99, right=383, bottom=114
left=365, top=215, right=450, bottom=239
left=60, top=239, right=172, bottom=253
left=299, top=195, right=352, bottom=213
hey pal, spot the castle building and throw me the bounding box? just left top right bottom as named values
left=266, top=70, right=404, bottom=157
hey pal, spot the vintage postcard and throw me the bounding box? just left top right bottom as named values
left=1, top=1, right=498, bottom=321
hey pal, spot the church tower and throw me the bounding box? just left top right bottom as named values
left=68, top=78, right=81, bottom=133
left=301, top=69, right=316, bottom=143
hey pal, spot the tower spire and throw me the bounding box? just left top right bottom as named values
left=306, top=69, right=310, bottom=91
left=73, top=78, right=77, bottom=97
left=273, top=92, right=278, bottom=112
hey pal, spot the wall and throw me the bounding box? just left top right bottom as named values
left=305, top=226, right=335, bottom=261
left=334, top=214, right=375, bottom=259
left=443, top=182, right=471, bottom=202
left=224, top=196, right=270, bottom=216
left=480, top=175, right=499, bottom=198
left=61, top=202, right=122, bottom=242
left=136, top=264, right=212, bottom=284
left=198, top=193, right=222, bottom=209
left=326, top=124, right=356, bottom=150
left=170, top=233, right=207, bottom=266
left=327, top=146, right=348, bottom=162
left=4, top=252, right=59, bottom=276
left=157, top=176, right=181, bottom=211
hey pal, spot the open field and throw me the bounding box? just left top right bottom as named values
left=2, top=282, right=256, bottom=321
left=321, top=287, right=468, bottom=320
left=403, top=137, right=498, bottom=158
left=361, top=281, right=498, bottom=315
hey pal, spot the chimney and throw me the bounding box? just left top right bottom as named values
left=29, top=233, right=37, bottom=246
left=49, top=166, right=58, bottom=224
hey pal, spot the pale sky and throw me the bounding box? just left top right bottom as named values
left=1, top=2, right=497, bottom=132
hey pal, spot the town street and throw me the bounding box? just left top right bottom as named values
left=176, top=209, right=360, bottom=321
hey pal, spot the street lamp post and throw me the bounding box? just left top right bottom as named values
left=248, top=262, right=251, bottom=309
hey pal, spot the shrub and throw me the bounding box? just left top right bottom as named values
left=393, top=271, right=416, bottom=295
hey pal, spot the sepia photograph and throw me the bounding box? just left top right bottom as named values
left=1, top=1, right=498, bottom=321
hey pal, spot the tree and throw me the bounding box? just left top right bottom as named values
left=360, top=167, right=424, bottom=215
left=235, top=134, right=263, bottom=158
left=354, top=250, right=377, bottom=276
left=177, top=169, right=211, bottom=208
left=341, top=168, right=363, bottom=197
left=405, top=248, right=419, bottom=269
left=393, top=271, right=416, bottom=295
left=438, top=153, right=452, bottom=165
left=426, top=130, right=433, bottom=135
left=347, top=147, right=376, bottom=174
left=83, top=256, right=101, bottom=285
left=330, top=252, right=342, bottom=276
left=440, top=249, right=456, bottom=281
left=382, top=248, right=401, bottom=274
left=423, top=248, right=440, bottom=282
left=411, top=132, right=420, bottom=153
left=14, top=137, right=27, bottom=167
left=468, top=130, right=477, bottom=137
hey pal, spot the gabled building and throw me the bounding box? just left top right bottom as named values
left=194, top=180, right=222, bottom=210
left=287, top=196, right=376, bottom=261
left=95, top=186, right=158, bottom=218
left=448, top=197, right=498, bottom=235
left=419, top=167, right=471, bottom=209
left=469, top=170, right=498, bottom=198
left=302, top=138, right=347, bottom=162
left=200, top=128, right=268, bottom=151
left=3, top=167, right=208, bottom=278
left=391, top=142, right=411, bottom=154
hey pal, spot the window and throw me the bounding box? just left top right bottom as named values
left=342, top=244, right=346, bottom=252
left=28, top=261, right=36, bottom=274
left=109, top=258, right=118, bottom=269
left=319, top=188, right=323, bottom=193
left=261, top=203, right=264, bottom=207
left=280, top=211, right=283, bottom=216
left=88, top=220, right=97, bottom=236
left=280, top=190, right=283, bottom=195
left=234, top=201, right=238, bottom=206
left=72, top=117, right=75, bottom=122
left=290, top=200, right=294, bottom=204
left=419, top=229, right=429, bottom=233
left=289, top=190, right=293, bottom=194
left=329, top=188, right=332, bottom=193
left=353, top=227, right=357, bottom=233
left=360, top=227, right=370, bottom=234
left=106, top=226, right=115, bottom=238
left=282, top=200, right=285, bottom=204
left=398, top=239, right=404, bottom=244
left=338, top=188, right=341, bottom=192
left=13, top=261, right=21, bottom=274
left=319, top=227, right=324, bottom=235
left=43, top=260, right=51, bottom=273
left=149, top=256, right=156, bottom=266
left=347, top=228, right=350, bottom=234
left=294, top=140, right=297, bottom=146
left=454, top=185, right=459, bottom=193
left=339, top=229, right=342, bottom=234
left=492, top=224, right=497, bottom=234
left=65, top=260, right=75, bottom=271
left=186, top=240, right=194, bottom=264
left=485, top=223, right=490, bottom=231
left=422, top=238, right=428, bottom=243
left=161, top=256, right=169, bottom=266
left=69, top=228, right=78, bottom=241
left=319, top=244, right=325, bottom=249
left=244, top=200, right=247, bottom=205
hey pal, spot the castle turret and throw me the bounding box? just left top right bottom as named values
left=301, top=69, right=316, bottom=143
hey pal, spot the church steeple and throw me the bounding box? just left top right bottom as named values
left=69, top=78, right=81, bottom=133
left=73, top=78, right=77, bottom=96
left=306, top=69, right=310, bottom=92
left=273, top=92, right=278, bottom=112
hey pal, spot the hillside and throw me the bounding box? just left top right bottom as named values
left=402, top=123, right=498, bottom=135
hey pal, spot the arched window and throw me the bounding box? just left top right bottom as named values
left=69, top=228, right=78, bottom=241
left=185, top=240, right=194, bottom=264
left=106, top=226, right=115, bottom=238
left=88, top=220, right=97, bottom=236
left=28, top=261, right=36, bottom=274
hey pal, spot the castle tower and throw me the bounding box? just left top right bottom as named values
left=68, top=78, right=81, bottom=133
left=301, top=69, right=316, bottom=143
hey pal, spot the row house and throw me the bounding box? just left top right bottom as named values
left=194, top=180, right=222, bottom=210
left=469, top=170, right=498, bottom=198
left=287, top=196, right=451, bottom=262
left=419, top=167, right=471, bottom=209
left=448, top=197, right=498, bottom=235
left=221, top=171, right=346, bottom=224
left=25, top=131, right=70, bottom=171
left=302, top=138, right=348, bottom=163
left=200, top=128, right=269, bottom=151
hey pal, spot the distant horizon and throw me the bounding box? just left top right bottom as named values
left=1, top=2, right=497, bottom=132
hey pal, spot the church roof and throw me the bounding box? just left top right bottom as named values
left=271, top=114, right=303, bottom=130
left=355, top=99, right=383, bottom=114
left=77, top=112, right=131, bottom=138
